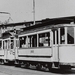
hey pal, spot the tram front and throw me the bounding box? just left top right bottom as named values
left=3, top=36, right=19, bottom=64
left=57, top=24, right=75, bottom=68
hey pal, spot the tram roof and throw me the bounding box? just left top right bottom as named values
left=22, top=16, right=75, bottom=31
left=0, top=32, right=12, bottom=39
left=0, top=16, right=75, bottom=27
left=0, top=20, right=42, bottom=27
left=0, top=21, right=33, bottom=27
left=0, top=31, right=19, bottom=39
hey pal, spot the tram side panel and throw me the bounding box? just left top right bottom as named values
left=1, top=38, right=19, bottom=63
left=52, top=46, right=59, bottom=62
left=59, top=45, right=75, bottom=66
left=0, top=40, right=5, bottom=60
left=6, top=50, right=15, bottom=61
left=0, top=50, right=4, bottom=59
left=18, top=47, right=52, bottom=63
left=0, top=40, right=7, bottom=63
left=6, top=38, right=19, bottom=62
left=58, top=26, right=75, bottom=67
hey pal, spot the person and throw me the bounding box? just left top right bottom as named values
left=61, top=34, right=65, bottom=44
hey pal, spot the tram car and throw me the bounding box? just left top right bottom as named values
left=14, top=16, right=75, bottom=70
left=0, top=32, right=19, bottom=64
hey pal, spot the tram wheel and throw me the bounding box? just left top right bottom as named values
left=0, top=60, right=4, bottom=65
left=15, top=63, right=21, bottom=67
left=48, top=63, right=52, bottom=71
left=21, top=62, right=25, bottom=67
left=36, top=63, right=42, bottom=70
left=25, top=62, right=30, bottom=69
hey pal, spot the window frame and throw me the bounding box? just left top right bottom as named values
left=19, top=30, right=51, bottom=48
left=28, top=34, right=37, bottom=48
left=38, top=32, right=50, bottom=47
left=52, top=28, right=59, bottom=45
left=0, top=40, right=2, bottom=50
left=67, top=26, right=74, bottom=44
left=59, top=26, right=75, bottom=45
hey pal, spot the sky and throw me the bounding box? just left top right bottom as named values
left=0, top=0, right=75, bottom=23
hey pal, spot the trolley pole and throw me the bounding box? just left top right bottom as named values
left=33, top=0, right=35, bottom=25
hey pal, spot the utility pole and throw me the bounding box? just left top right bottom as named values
left=33, top=0, right=35, bottom=25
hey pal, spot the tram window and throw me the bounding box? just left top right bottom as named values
left=39, top=32, right=50, bottom=47
left=53, top=31, right=55, bottom=44
left=53, top=30, right=58, bottom=44
left=19, top=36, right=27, bottom=48
left=20, top=37, right=23, bottom=48
left=0, top=41, right=2, bottom=49
left=57, top=30, right=58, bottom=44
left=28, top=35, right=37, bottom=47
left=3, top=41, right=4, bottom=49
left=11, top=40, right=14, bottom=49
left=3, top=40, right=7, bottom=49
left=60, top=28, right=65, bottom=44
left=8, top=40, right=10, bottom=49
left=67, top=27, right=74, bottom=44
left=28, top=36, right=30, bottom=47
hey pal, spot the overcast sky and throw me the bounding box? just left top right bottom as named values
left=0, top=0, right=75, bottom=23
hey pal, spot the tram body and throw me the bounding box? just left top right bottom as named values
left=0, top=36, right=18, bottom=64
left=0, top=17, right=75, bottom=69
left=16, top=19, right=75, bottom=69
left=16, top=30, right=53, bottom=69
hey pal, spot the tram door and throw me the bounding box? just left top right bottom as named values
left=52, top=29, right=59, bottom=62
left=6, top=38, right=15, bottom=61
left=3, top=40, right=8, bottom=61
left=15, top=39, right=19, bottom=60
left=50, top=30, right=53, bottom=58
left=3, top=37, right=19, bottom=62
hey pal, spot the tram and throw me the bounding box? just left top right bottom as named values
left=0, top=33, right=19, bottom=64
left=0, top=16, right=75, bottom=70
left=15, top=17, right=75, bottom=70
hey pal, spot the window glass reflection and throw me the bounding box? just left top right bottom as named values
left=67, top=27, right=74, bottom=44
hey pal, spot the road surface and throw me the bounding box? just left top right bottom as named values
left=0, top=64, right=75, bottom=75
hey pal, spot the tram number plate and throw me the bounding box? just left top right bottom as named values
left=31, top=50, right=34, bottom=53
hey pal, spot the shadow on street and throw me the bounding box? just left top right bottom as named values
left=48, top=68, right=75, bottom=74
